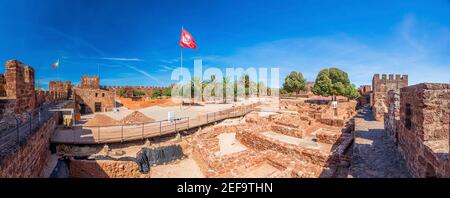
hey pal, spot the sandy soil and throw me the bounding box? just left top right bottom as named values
left=262, top=131, right=319, bottom=148
left=150, top=157, right=205, bottom=178
left=241, top=162, right=282, bottom=178
left=84, top=114, right=120, bottom=126
left=120, top=111, right=154, bottom=124
left=215, top=133, right=247, bottom=157
left=117, top=98, right=178, bottom=110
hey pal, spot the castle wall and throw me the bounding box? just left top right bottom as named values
left=49, top=80, right=72, bottom=101
left=80, top=76, right=100, bottom=89
left=35, top=89, right=48, bottom=107
left=371, top=74, right=408, bottom=121
left=74, top=88, right=114, bottom=114
left=3, top=60, right=35, bottom=113
left=74, top=76, right=115, bottom=114
left=0, top=113, right=58, bottom=178
left=384, top=90, right=400, bottom=142
left=0, top=74, right=6, bottom=97
left=397, top=83, right=450, bottom=177
left=103, top=86, right=170, bottom=99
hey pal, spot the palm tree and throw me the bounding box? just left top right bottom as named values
left=222, top=76, right=230, bottom=103
left=257, top=81, right=267, bottom=97
left=189, top=77, right=203, bottom=103
left=203, top=75, right=217, bottom=101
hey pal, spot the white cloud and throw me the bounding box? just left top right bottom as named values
left=100, top=57, right=143, bottom=61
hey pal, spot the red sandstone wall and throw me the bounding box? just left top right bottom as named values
left=0, top=113, right=57, bottom=178
left=397, top=83, right=450, bottom=177
left=384, top=90, right=400, bottom=142
left=49, top=80, right=72, bottom=101
left=0, top=74, right=6, bottom=97
left=4, top=60, right=35, bottom=113
left=371, top=74, right=408, bottom=121
left=74, top=88, right=115, bottom=113
left=69, top=159, right=150, bottom=178
left=80, top=76, right=100, bottom=89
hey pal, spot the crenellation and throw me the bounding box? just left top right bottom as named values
left=74, top=76, right=114, bottom=114
left=371, top=73, right=408, bottom=120
left=388, top=74, right=394, bottom=81
left=2, top=60, right=35, bottom=113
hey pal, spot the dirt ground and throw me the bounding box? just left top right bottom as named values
left=117, top=98, right=178, bottom=110
left=150, top=157, right=205, bottom=178
left=215, top=133, right=247, bottom=157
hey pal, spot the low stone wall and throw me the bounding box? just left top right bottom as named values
left=270, top=124, right=304, bottom=139
left=69, top=159, right=149, bottom=178
left=236, top=129, right=337, bottom=167
left=316, top=129, right=343, bottom=144
left=0, top=113, right=57, bottom=178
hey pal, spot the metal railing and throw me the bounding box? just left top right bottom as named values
left=62, top=103, right=260, bottom=144
left=0, top=101, right=66, bottom=160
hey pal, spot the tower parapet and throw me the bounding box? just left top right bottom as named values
left=371, top=73, right=408, bottom=121
left=80, top=75, right=100, bottom=89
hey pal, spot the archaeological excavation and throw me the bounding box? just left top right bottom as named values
left=0, top=58, right=449, bottom=179
left=1, top=2, right=450, bottom=187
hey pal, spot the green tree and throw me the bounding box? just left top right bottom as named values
left=162, top=87, right=172, bottom=97
left=312, top=74, right=332, bottom=96
left=311, top=67, right=359, bottom=98
left=282, top=71, right=307, bottom=94
left=152, top=89, right=162, bottom=98
left=222, top=76, right=230, bottom=103
left=256, top=81, right=267, bottom=97
left=346, top=84, right=360, bottom=99
left=118, top=87, right=134, bottom=98
left=133, top=89, right=145, bottom=97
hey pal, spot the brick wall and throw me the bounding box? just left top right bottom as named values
left=397, top=83, right=450, bottom=177
left=0, top=113, right=57, bottom=178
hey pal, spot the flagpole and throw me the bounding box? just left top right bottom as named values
left=180, top=44, right=183, bottom=110
left=57, top=59, right=60, bottom=81
left=180, top=26, right=184, bottom=110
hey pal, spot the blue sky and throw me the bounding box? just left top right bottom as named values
left=0, top=0, right=449, bottom=89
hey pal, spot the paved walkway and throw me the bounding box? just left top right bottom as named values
left=349, top=105, right=411, bottom=178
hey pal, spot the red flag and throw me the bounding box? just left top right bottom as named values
left=180, top=28, right=197, bottom=49
left=52, top=59, right=59, bottom=69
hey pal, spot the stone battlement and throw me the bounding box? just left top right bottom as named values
left=80, top=75, right=100, bottom=89
left=371, top=73, right=408, bottom=121
left=372, top=74, right=408, bottom=92
left=0, top=60, right=35, bottom=113
left=373, top=73, right=408, bottom=82
left=49, top=80, right=73, bottom=100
